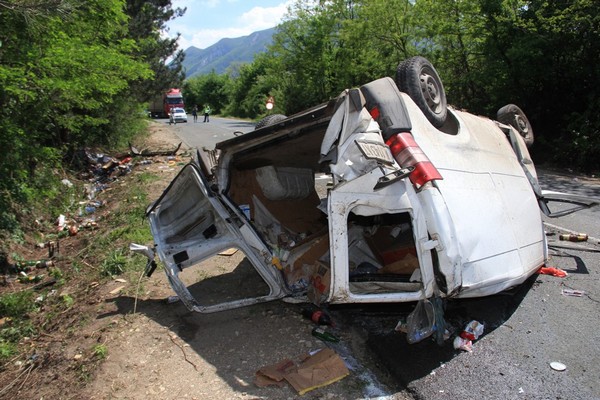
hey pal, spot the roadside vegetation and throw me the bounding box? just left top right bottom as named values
left=0, top=0, right=598, bottom=391
left=184, top=0, right=600, bottom=173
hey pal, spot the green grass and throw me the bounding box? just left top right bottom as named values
left=135, top=171, right=161, bottom=184
left=0, top=339, right=17, bottom=359
left=92, top=343, right=108, bottom=359
left=100, top=248, right=129, bottom=277
left=0, top=291, right=36, bottom=319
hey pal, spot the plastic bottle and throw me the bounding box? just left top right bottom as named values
left=311, top=327, right=340, bottom=343
left=302, top=308, right=333, bottom=326
left=559, top=233, right=588, bottom=242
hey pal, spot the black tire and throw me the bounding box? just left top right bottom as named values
left=395, top=56, right=447, bottom=128
left=255, top=114, right=287, bottom=130
left=497, top=104, right=534, bottom=147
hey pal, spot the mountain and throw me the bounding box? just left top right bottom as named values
left=182, top=27, right=276, bottom=79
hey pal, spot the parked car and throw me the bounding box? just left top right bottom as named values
left=170, top=107, right=188, bottom=123
left=138, top=57, right=596, bottom=317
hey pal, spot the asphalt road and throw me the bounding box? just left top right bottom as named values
left=163, top=116, right=600, bottom=400
left=163, top=115, right=255, bottom=150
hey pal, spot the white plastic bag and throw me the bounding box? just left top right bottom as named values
left=406, top=299, right=435, bottom=344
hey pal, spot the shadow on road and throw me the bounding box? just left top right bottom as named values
left=537, top=168, right=600, bottom=198
left=331, top=275, right=536, bottom=387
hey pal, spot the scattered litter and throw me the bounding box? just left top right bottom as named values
left=311, top=327, right=340, bottom=342
left=302, top=307, right=333, bottom=326
left=18, top=273, right=44, bottom=283
left=109, top=286, right=125, bottom=295
left=453, top=336, right=473, bottom=352
left=562, top=288, right=584, bottom=297
left=394, top=318, right=408, bottom=334
left=255, top=348, right=350, bottom=395
left=114, top=278, right=127, bottom=283
left=550, top=361, right=566, bottom=371
left=559, top=233, right=588, bottom=242
left=56, top=214, right=66, bottom=231
left=129, top=142, right=182, bottom=157
left=537, top=266, right=568, bottom=278
left=36, top=241, right=58, bottom=258
left=454, top=320, right=484, bottom=352
left=405, top=299, right=435, bottom=344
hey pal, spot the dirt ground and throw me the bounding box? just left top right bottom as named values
left=0, top=122, right=407, bottom=400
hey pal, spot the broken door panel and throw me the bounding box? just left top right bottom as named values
left=147, top=163, right=287, bottom=312
left=327, top=169, right=434, bottom=303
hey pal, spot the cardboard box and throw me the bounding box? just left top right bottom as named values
left=366, top=226, right=417, bottom=268
left=255, top=348, right=350, bottom=395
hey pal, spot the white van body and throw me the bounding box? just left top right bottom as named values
left=142, top=73, right=571, bottom=314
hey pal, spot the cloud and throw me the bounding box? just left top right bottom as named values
left=167, top=1, right=292, bottom=50
left=238, top=4, right=290, bottom=31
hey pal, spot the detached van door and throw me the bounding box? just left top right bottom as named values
left=146, top=163, right=287, bottom=313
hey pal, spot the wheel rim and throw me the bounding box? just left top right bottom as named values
left=419, top=69, right=442, bottom=114
left=514, top=114, right=529, bottom=135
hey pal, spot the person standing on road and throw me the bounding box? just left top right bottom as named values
left=169, top=107, right=175, bottom=125
left=192, top=105, right=198, bottom=123
left=203, top=104, right=211, bottom=122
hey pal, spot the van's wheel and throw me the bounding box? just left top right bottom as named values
left=395, top=56, right=447, bottom=128
left=497, top=104, right=534, bottom=147
left=255, top=114, right=287, bottom=129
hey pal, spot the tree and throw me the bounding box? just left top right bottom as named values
left=183, top=71, right=230, bottom=114
left=124, top=0, right=186, bottom=103
left=0, top=0, right=153, bottom=232
left=478, top=0, right=600, bottom=169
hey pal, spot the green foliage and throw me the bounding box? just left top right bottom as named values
left=0, top=291, right=36, bottom=319
left=215, top=0, right=599, bottom=171
left=0, top=291, right=37, bottom=350
left=93, top=343, right=108, bottom=359
left=183, top=71, right=230, bottom=114
left=0, top=0, right=184, bottom=234
left=61, top=294, right=75, bottom=309
left=49, top=267, right=64, bottom=280
left=125, top=0, right=186, bottom=103
left=100, top=248, right=129, bottom=277
left=223, top=53, right=283, bottom=118
left=0, top=339, right=18, bottom=361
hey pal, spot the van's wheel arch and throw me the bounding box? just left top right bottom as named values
left=255, top=114, right=287, bottom=130
left=395, top=56, right=447, bottom=128
left=497, top=104, right=534, bottom=147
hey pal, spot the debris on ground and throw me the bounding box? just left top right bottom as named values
left=405, top=299, right=435, bottom=344
left=255, top=348, right=350, bottom=395
left=550, top=361, right=567, bottom=371
left=453, top=320, right=484, bottom=352
left=559, top=233, right=588, bottom=242
left=537, top=266, right=568, bottom=278
left=562, top=288, right=585, bottom=297
left=301, top=306, right=333, bottom=326
left=2, top=143, right=186, bottom=289
left=311, top=327, right=340, bottom=342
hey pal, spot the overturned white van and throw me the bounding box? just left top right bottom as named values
left=141, top=57, right=594, bottom=314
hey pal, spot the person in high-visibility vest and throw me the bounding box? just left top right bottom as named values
left=203, top=105, right=211, bottom=122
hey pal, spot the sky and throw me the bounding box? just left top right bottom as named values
left=165, top=0, right=294, bottom=50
